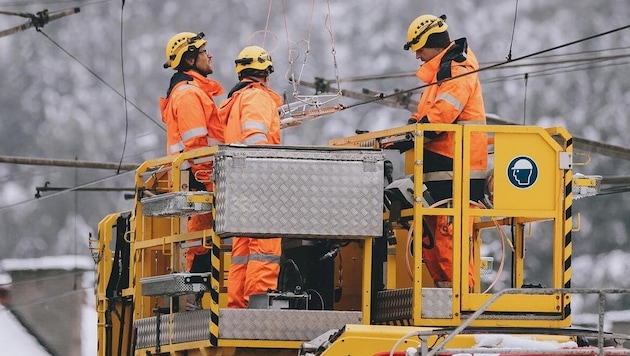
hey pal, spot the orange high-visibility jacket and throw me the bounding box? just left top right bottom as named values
left=410, top=38, right=487, bottom=176
left=160, top=70, right=224, bottom=269
left=219, top=80, right=282, bottom=145
left=160, top=70, right=225, bottom=182
left=410, top=38, right=488, bottom=288
left=219, top=79, right=283, bottom=308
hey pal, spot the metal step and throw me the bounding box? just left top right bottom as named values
left=134, top=308, right=363, bottom=349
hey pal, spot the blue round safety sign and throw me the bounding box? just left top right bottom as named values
left=507, top=156, right=538, bottom=189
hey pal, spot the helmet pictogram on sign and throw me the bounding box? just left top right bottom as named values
left=507, top=156, right=538, bottom=189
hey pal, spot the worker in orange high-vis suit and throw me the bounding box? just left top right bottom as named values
left=403, top=14, right=488, bottom=289
left=218, top=45, right=283, bottom=308
left=159, top=32, right=225, bottom=272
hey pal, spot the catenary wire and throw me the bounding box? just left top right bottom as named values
left=341, top=22, right=630, bottom=110
left=0, top=169, right=134, bottom=211
left=35, top=29, right=163, bottom=130
left=482, top=58, right=630, bottom=84
left=506, top=0, right=520, bottom=61
left=5, top=7, right=630, bottom=207
left=116, top=0, right=129, bottom=174
left=1, top=285, right=91, bottom=312
left=325, top=50, right=630, bottom=84
left=521, top=73, right=528, bottom=125
left=0, top=0, right=111, bottom=7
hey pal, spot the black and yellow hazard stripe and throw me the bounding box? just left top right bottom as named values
left=210, top=233, right=221, bottom=346
left=562, top=137, right=573, bottom=318
left=378, top=319, right=413, bottom=326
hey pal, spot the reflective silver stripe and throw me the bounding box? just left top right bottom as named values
left=470, top=169, right=487, bottom=179
left=243, top=133, right=267, bottom=145
left=181, top=127, right=208, bottom=141
left=249, top=253, right=281, bottom=264
left=181, top=160, right=191, bottom=170
left=242, top=121, right=269, bottom=133
left=169, top=141, right=185, bottom=154
left=231, top=255, right=249, bottom=265
left=208, top=137, right=222, bottom=146
left=424, top=169, right=488, bottom=182
left=459, top=119, right=486, bottom=125
left=424, top=171, right=453, bottom=182
left=173, top=136, right=221, bottom=154
left=436, top=92, right=463, bottom=112
left=177, top=84, right=195, bottom=92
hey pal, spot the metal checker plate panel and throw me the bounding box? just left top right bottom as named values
left=372, top=287, right=453, bottom=322
left=373, top=287, right=412, bottom=323
left=214, top=146, right=384, bottom=239
left=422, top=288, right=453, bottom=319
left=142, top=191, right=212, bottom=217
left=134, top=309, right=211, bottom=349
left=219, top=309, right=362, bottom=340
left=140, top=273, right=210, bottom=297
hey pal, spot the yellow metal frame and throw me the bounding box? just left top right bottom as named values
left=330, top=124, right=573, bottom=328
left=95, top=124, right=578, bottom=355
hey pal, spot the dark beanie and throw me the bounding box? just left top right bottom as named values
left=424, top=30, right=451, bottom=49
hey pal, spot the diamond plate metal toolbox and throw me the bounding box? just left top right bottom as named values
left=219, top=309, right=362, bottom=340
left=140, top=273, right=210, bottom=297
left=134, top=309, right=362, bottom=347
left=141, top=191, right=212, bottom=217
left=213, top=145, right=384, bottom=239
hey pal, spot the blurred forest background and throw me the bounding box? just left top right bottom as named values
left=1, top=0, right=630, bottom=313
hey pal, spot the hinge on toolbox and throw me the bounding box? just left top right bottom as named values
left=230, top=151, right=248, bottom=168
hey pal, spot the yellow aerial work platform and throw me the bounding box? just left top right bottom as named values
left=92, top=124, right=626, bottom=356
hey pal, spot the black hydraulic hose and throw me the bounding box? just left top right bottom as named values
left=105, top=306, right=113, bottom=356
left=117, top=302, right=127, bottom=356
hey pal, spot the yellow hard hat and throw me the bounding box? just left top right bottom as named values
left=404, top=14, right=448, bottom=51
left=163, top=32, right=206, bottom=69
left=234, top=45, right=274, bottom=75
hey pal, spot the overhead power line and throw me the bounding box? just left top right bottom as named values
left=331, top=52, right=630, bottom=85
left=0, top=155, right=139, bottom=171
left=299, top=80, right=630, bottom=163
left=0, top=7, right=80, bottom=38
left=322, top=22, right=630, bottom=112
left=0, top=169, right=135, bottom=211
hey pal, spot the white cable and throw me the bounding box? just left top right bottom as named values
left=402, top=198, right=509, bottom=293
left=389, top=330, right=422, bottom=356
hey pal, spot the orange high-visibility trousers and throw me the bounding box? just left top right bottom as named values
left=422, top=204, right=477, bottom=288
left=227, top=237, right=281, bottom=308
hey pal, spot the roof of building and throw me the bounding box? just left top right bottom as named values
left=1, top=255, right=94, bottom=272
left=0, top=306, right=53, bottom=356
